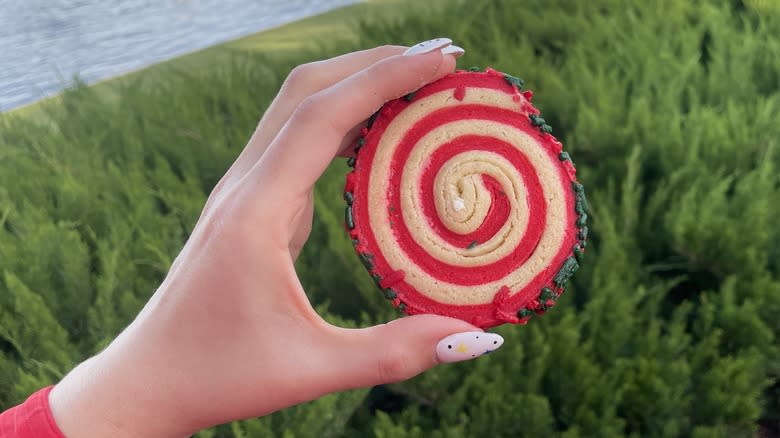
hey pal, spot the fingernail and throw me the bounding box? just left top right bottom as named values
left=403, top=37, right=452, bottom=56
left=436, top=331, right=504, bottom=363
left=441, top=45, right=465, bottom=58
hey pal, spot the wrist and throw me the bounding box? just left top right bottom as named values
left=48, top=324, right=195, bottom=438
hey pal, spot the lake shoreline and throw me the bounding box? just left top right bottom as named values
left=6, top=0, right=419, bottom=117
left=1, top=0, right=368, bottom=112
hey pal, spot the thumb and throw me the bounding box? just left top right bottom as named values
left=323, top=315, right=505, bottom=389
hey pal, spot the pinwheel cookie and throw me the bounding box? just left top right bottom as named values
left=343, top=68, right=588, bottom=329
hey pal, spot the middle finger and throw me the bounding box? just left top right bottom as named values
left=222, top=45, right=415, bottom=185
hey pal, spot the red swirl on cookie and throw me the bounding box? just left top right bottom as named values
left=344, top=69, right=588, bottom=329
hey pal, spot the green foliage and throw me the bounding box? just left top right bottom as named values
left=195, top=389, right=368, bottom=438
left=1, top=0, right=779, bottom=436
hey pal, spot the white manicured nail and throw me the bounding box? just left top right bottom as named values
left=441, top=45, right=465, bottom=58
left=436, top=332, right=504, bottom=363
left=403, top=37, right=453, bottom=56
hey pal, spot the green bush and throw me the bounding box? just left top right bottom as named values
left=1, top=0, right=778, bottom=436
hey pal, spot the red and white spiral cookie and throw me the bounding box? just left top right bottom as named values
left=344, top=68, right=588, bottom=329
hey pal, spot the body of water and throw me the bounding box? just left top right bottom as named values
left=0, top=0, right=360, bottom=111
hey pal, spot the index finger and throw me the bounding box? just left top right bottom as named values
left=223, top=45, right=409, bottom=185
left=249, top=48, right=458, bottom=199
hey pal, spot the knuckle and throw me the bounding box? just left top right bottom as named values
left=376, top=346, right=414, bottom=384
left=283, top=62, right=317, bottom=91
left=291, top=94, right=325, bottom=123
left=374, top=44, right=403, bottom=55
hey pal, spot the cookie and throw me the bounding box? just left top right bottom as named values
left=343, top=68, right=588, bottom=329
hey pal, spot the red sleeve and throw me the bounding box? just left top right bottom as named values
left=0, top=386, right=66, bottom=438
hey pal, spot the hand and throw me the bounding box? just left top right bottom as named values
left=48, top=40, right=502, bottom=438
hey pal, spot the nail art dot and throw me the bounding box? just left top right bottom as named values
left=448, top=345, right=452, bottom=349
left=493, top=341, right=497, bottom=344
